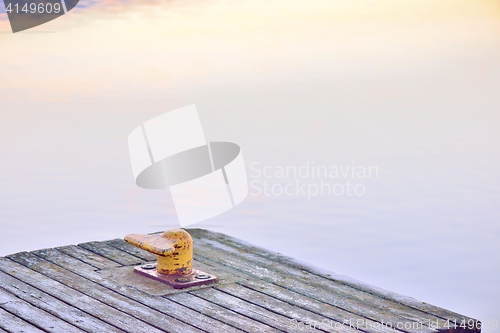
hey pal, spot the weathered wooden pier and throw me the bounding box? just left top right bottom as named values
left=0, top=229, right=480, bottom=333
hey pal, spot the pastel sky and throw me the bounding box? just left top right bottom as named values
left=1, top=0, right=499, bottom=101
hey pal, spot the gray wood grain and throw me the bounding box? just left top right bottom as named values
left=0, top=307, right=46, bottom=333
left=57, top=244, right=121, bottom=270
left=78, top=241, right=143, bottom=266
left=0, top=229, right=480, bottom=333
left=0, top=271, right=122, bottom=333
left=191, top=236, right=442, bottom=333
left=0, top=257, right=163, bottom=333
left=189, top=229, right=477, bottom=325
left=192, top=287, right=305, bottom=333
left=192, top=255, right=402, bottom=333
left=7, top=252, right=205, bottom=333
left=32, top=247, right=241, bottom=333
left=167, top=292, right=282, bottom=333
left=238, top=278, right=400, bottom=333
left=217, top=283, right=371, bottom=333
left=0, top=287, right=84, bottom=333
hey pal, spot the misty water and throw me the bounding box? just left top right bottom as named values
left=1, top=0, right=499, bottom=330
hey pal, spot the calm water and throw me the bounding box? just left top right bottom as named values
left=1, top=0, right=500, bottom=330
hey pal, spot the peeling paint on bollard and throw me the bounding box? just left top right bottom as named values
left=124, top=229, right=217, bottom=289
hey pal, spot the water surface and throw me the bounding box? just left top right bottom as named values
left=1, top=0, right=499, bottom=329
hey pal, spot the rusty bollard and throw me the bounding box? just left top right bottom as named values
left=124, top=229, right=217, bottom=289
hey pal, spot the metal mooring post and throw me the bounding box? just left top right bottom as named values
left=124, top=229, right=217, bottom=289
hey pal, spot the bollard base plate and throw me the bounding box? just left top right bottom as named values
left=134, top=264, right=217, bottom=289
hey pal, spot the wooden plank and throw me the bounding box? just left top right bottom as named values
left=0, top=287, right=84, bottom=333
left=190, top=229, right=476, bottom=325
left=193, top=253, right=398, bottom=333
left=223, top=284, right=362, bottom=333
left=0, top=307, right=46, bottom=333
left=77, top=241, right=143, bottom=266
left=0, top=229, right=480, bottom=333
left=167, top=292, right=282, bottom=333
left=193, top=254, right=402, bottom=333
left=191, top=236, right=443, bottom=333
left=57, top=244, right=121, bottom=270
left=191, top=287, right=313, bottom=333
left=108, top=234, right=471, bottom=333
left=193, top=236, right=448, bottom=330
left=7, top=251, right=207, bottom=333
left=238, top=278, right=399, bottom=333
left=217, top=283, right=377, bottom=333
left=0, top=271, right=124, bottom=333
left=32, top=247, right=242, bottom=333
left=0, top=257, right=163, bottom=333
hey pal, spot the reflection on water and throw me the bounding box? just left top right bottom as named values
left=1, top=0, right=500, bottom=330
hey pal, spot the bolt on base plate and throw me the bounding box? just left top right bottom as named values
left=134, top=263, right=217, bottom=289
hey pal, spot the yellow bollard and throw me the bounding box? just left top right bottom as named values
left=124, top=229, right=216, bottom=289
